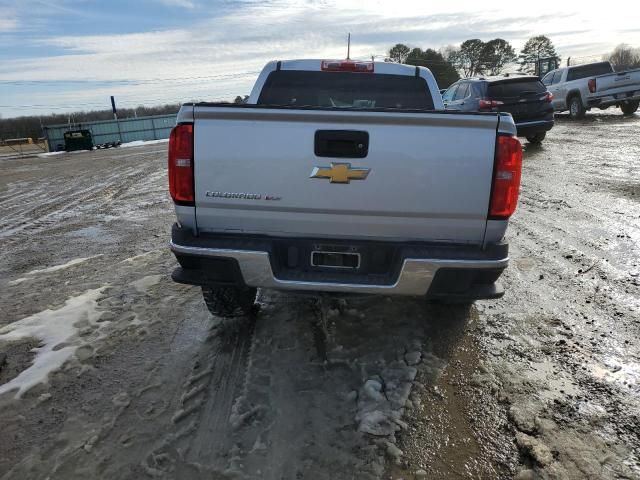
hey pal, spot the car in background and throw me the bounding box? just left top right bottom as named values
left=442, top=76, right=554, bottom=144
left=542, top=61, right=640, bottom=119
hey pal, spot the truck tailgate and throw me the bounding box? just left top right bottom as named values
left=595, top=69, right=640, bottom=95
left=192, top=106, right=500, bottom=244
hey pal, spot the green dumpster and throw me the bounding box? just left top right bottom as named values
left=64, top=129, right=94, bottom=152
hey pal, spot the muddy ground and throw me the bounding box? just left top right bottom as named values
left=0, top=111, right=639, bottom=480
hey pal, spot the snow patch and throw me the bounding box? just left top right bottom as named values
left=8, top=255, right=102, bottom=284
left=26, top=255, right=102, bottom=276
left=131, top=275, right=162, bottom=293
left=120, top=139, right=169, bottom=149
left=0, top=288, right=107, bottom=398
left=355, top=361, right=418, bottom=436
left=37, top=151, right=66, bottom=158
left=119, top=249, right=161, bottom=264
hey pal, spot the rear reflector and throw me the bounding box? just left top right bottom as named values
left=588, top=78, right=597, bottom=93
left=168, top=123, right=194, bottom=205
left=321, top=60, right=374, bottom=73
left=489, top=135, right=523, bottom=220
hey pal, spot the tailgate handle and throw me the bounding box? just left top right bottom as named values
left=314, top=130, right=369, bottom=158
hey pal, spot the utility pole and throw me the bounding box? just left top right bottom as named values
left=347, top=33, right=351, bottom=60
left=111, top=96, right=123, bottom=143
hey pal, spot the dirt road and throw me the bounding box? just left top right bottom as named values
left=1, top=112, right=639, bottom=479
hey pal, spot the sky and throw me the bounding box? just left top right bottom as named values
left=1, top=0, right=639, bottom=118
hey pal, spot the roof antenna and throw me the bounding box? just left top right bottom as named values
left=347, top=33, right=351, bottom=60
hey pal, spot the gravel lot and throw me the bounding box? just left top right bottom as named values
left=0, top=111, right=639, bottom=479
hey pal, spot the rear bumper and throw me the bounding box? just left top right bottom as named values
left=169, top=225, right=509, bottom=299
left=515, top=119, right=554, bottom=137
left=587, top=90, right=640, bottom=108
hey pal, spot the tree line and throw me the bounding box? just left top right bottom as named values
left=0, top=104, right=181, bottom=143
left=390, top=38, right=640, bottom=89
left=389, top=35, right=560, bottom=88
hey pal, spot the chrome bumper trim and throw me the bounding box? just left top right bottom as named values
left=170, top=241, right=509, bottom=295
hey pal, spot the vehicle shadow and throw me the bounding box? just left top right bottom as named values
left=522, top=141, right=544, bottom=157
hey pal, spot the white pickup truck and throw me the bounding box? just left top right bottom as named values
left=168, top=59, right=523, bottom=316
left=542, top=61, right=640, bottom=118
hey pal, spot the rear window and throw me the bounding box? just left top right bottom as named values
left=488, top=80, right=546, bottom=98
left=257, top=71, right=434, bottom=110
left=566, top=62, right=613, bottom=81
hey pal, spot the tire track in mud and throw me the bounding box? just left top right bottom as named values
left=142, top=292, right=437, bottom=480
left=143, top=307, right=258, bottom=478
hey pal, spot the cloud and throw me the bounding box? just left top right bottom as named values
left=157, top=0, right=197, bottom=8
left=0, top=6, right=18, bottom=32
left=1, top=0, right=639, bottom=116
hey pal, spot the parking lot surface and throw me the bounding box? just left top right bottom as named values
left=1, top=112, right=639, bottom=479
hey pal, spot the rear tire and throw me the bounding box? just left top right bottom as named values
left=202, top=286, right=257, bottom=317
left=620, top=100, right=639, bottom=115
left=526, top=132, right=546, bottom=144
left=568, top=95, right=586, bottom=119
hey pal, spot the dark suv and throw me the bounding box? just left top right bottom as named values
left=442, top=76, right=554, bottom=144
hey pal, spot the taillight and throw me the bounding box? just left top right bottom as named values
left=540, top=92, right=553, bottom=102
left=479, top=99, right=504, bottom=109
left=168, top=123, right=194, bottom=205
left=489, top=135, right=523, bottom=219
left=321, top=60, right=374, bottom=73
left=588, top=78, right=596, bottom=93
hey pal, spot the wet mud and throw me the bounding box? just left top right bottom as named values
left=1, top=111, right=639, bottom=479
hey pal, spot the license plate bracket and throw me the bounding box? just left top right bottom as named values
left=311, top=251, right=361, bottom=269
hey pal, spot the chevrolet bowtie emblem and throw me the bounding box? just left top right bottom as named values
left=310, top=163, right=370, bottom=184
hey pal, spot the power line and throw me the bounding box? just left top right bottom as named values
left=0, top=90, right=246, bottom=110
left=0, top=70, right=261, bottom=86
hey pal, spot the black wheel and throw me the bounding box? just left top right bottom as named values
left=201, top=286, right=257, bottom=317
left=526, top=132, right=546, bottom=144
left=568, top=95, right=586, bottom=119
left=620, top=100, right=639, bottom=115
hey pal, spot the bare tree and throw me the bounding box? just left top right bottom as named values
left=439, top=45, right=458, bottom=63
left=607, top=44, right=640, bottom=71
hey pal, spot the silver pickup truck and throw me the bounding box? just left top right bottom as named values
left=542, top=61, right=640, bottom=118
left=168, top=59, right=523, bottom=316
